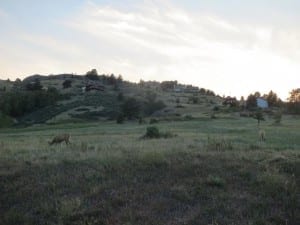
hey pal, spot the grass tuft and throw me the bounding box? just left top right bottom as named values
left=206, top=175, right=226, bottom=188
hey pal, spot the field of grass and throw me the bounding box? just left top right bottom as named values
left=0, top=115, right=299, bottom=225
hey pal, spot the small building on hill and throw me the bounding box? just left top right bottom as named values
left=82, top=81, right=105, bottom=93
left=257, top=98, right=268, bottom=109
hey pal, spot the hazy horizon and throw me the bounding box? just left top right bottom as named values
left=1, top=0, right=300, bottom=100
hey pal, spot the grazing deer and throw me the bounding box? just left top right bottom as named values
left=258, top=129, right=266, bottom=142
left=48, top=134, right=70, bottom=145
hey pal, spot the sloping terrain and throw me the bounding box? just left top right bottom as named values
left=14, top=74, right=223, bottom=125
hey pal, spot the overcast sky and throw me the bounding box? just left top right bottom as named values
left=1, top=0, right=300, bottom=99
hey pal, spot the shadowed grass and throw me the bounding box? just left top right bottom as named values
left=0, top=117, right=299, bottom=224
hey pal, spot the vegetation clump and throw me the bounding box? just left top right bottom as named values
left=143, top=126, right=160, bottom=138
left=62, top=79, right=72, bottom=89
left=206, top=175, right=226, bottom=188
left=121, top=97, right=141, bottom=120
left=142, top=126, right=176, bottom=139
left=0, top=87, right=62, bottom=118
left=85, top=68, right=99, bottom=80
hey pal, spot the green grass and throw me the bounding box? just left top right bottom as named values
left=0, top=116, right=299, bottom=225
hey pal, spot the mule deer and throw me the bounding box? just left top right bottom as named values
left=49, top=134, right=70, bottom=145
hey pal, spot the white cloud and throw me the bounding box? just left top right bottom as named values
left=62, top=2, right=300, bottom=98
left=0, top=8, right=8, bottom=18
left=1, top=1, right=299, bottom=99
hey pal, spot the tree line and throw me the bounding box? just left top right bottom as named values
left=0, top=71, right=299, bottom=128
left=0, top=78, right=63, bottom=119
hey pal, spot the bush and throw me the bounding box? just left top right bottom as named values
left=142, top=126, right=176, bottom=139
left=213, top=105, right=220, bottom=111
left=85, top=69, right=99, bottom=80
left=144, top=126, right=160, bottom=138
left=206, top=175, right=226, bottom=188
left=122, top=97, right=140, bottom=119
left=25, top=78, right=43, bottom=91
left=62, top=80, right=72, bottom=89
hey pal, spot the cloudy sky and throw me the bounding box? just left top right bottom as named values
left=1, top=0, right=300, bottom=99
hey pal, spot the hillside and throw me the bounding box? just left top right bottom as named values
left=0, top=74, right=299, bottom=225
left=1, top=74, right=223, bottom=126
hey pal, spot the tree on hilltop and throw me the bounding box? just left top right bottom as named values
left=26, top=78, right=43, bottom=91
left=266, top=90, right=280, bottom=107
left=287, top=88, right=300, bottom=114
left=288, top=88, right=300, bottom=103
left=86, top=69, right=99, bottom=80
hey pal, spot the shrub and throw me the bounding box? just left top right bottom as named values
left=144, top=126, right=160, bottom=138
left=25, top=78, right=43, bottom=91
left=122, top=97, right=140, bottom=119
left=206, top=175, right=226, bottom=188
left=85, top=69, right=99, bottom=80
left=62, top=80, right=72, bottom=89
left=143, top=91, right=166, bottom=115
left=142, top=126, right=176, bottom=139
left=213, top=105, right=220, bottom=111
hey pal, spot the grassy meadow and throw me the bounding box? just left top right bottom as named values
left=0, top=115, right=299, bottom=225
